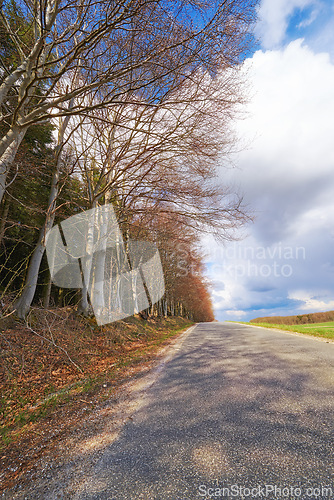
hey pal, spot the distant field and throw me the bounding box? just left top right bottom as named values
left=239, top=321, right=334, bottom=340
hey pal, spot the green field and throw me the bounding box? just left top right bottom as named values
left=240, top=321, right=334, bottom=340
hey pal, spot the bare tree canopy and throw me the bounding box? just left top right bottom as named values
left=0, top=0, right=258, bottom=201
left=1, top=0, right=259, bottom=321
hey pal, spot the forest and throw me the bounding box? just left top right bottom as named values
left=0, top=0, right=257, bottom=324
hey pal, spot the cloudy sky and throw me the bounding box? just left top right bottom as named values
left=205, top=0, right=334, bottom=321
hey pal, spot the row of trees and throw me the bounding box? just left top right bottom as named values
left=0, top=0, right=257, bottom=323
left=251, top=311, right=334, bottom=325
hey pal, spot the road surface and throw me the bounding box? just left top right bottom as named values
left=6, top=322, right=334, bottom=499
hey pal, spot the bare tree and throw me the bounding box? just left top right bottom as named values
left=5, top=0, right=257, bottom=319
left=0, top=0, right=257, bottom=203
left=13, top=100, right=77, bottom=318
left=62, top=66, right=250, bottom=317
left=11, top=66, right=251, bottom=318
left=70, top=67, right=248, bottom=224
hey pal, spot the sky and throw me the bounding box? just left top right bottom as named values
left=205, top=0, right=334, bottom=322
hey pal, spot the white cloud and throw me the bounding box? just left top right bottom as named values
left=225, top=310, right=248, bottom=318
left=297, top=7, right=318, bottom=28
left=231, top=39, right=334, bottom=245
left=208, top=40, right=334, bottom=321
left=288, top=291, right=334, bottom=312
left=310, top=14, right=334, bottom=59
left=212, top=281, right=246, bottom=311
left=255, top=0, right=317, bottom=48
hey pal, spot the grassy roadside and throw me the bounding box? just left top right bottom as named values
left=233, top=321, right=334, bottom=341
left=0, top=309, right=193, bottom=451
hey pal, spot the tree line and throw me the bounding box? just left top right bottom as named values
left=0, top=0, right=257, bottom=323
left=251, top=311, right=334, bottom=325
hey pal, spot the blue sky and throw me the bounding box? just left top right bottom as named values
left=205, top=0, right=334, bottom=321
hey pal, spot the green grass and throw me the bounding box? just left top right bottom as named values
left=238, top=321, right=334, bottom=340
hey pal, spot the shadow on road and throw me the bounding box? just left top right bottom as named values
left=7, top=323, right=334, bottom=499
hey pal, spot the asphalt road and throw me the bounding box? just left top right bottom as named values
left=9, top=323, right=334, bottom=499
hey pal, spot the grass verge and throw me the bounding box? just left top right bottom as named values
left=235, top=321, right=334, bottom=340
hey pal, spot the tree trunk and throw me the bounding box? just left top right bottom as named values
left=77, top=282, right=92, bottom=317
left=89, top=205, right=111, bottom=317
left=76, top=201, right=96, bottom=317
left=13, top=99, right=75, bottom=319
left=0, top=195, right=10, bottom=246
left=43, top=270, right=52, bottom=309
left=0, top=128, right=27, bottom=204
left=14, top=231, right=46, bottom=318
left=13, top=151, right=60, bottom=318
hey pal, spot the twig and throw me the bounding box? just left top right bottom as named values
left=0, top=309, right=15, bottom=319
left=25, top=322, right=83, bottom=374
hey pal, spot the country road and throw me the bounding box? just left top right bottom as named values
left=5, top=322, right=334, bottom=499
